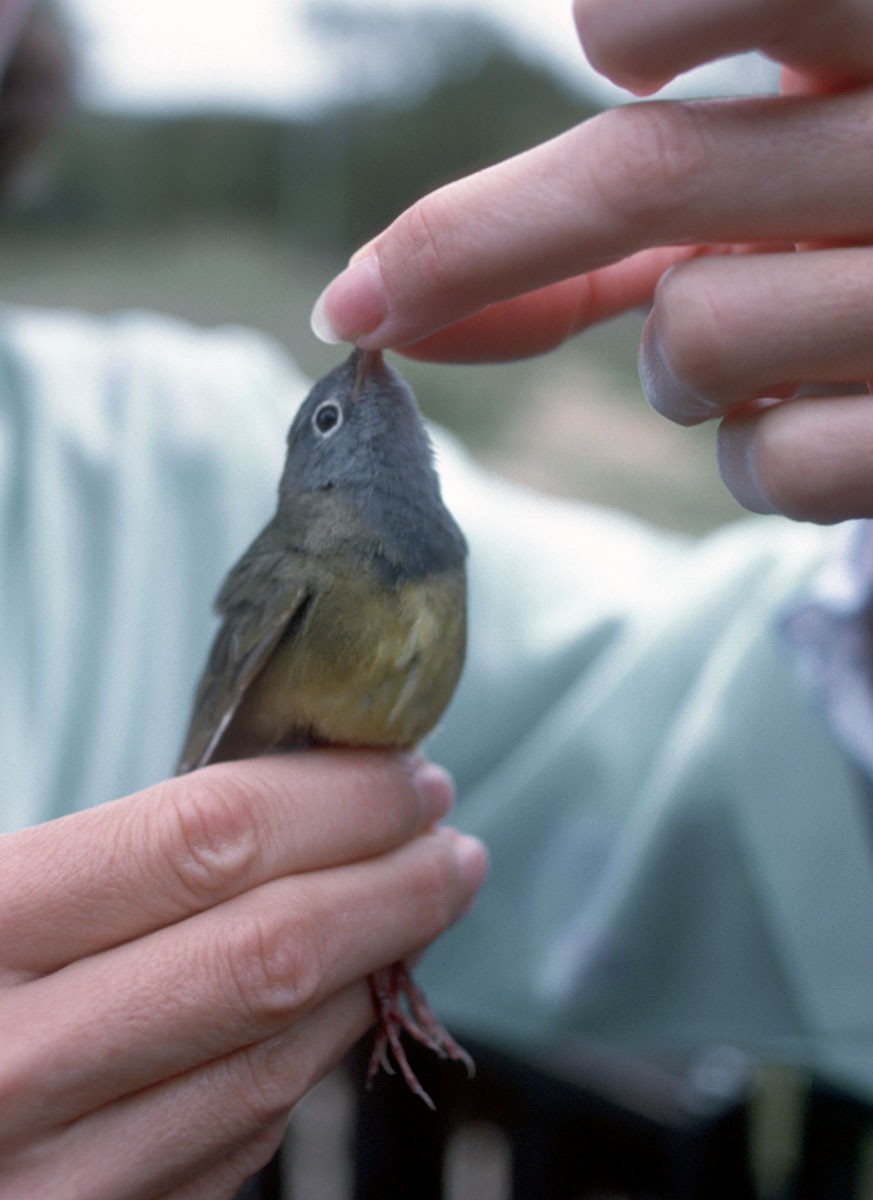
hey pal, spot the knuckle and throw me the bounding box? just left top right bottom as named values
left=192, top=1122, right=286, bottom=1199
left=222, top=906, right=324, bottom=1025
left=590, top=102, right=709, bottom=232
left=162, top=768, right=262, bottom=907
left=0, top=1045, right=39, bottom=1141
left=233, top=1044, right=298, bottom=1129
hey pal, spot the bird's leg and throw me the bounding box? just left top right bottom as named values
left=366, top=961, right=474, bottom=1109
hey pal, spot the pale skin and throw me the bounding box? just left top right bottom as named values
left=0, top=752, right=484, bottom=1198
left=311, top=0, right=873, bottom=526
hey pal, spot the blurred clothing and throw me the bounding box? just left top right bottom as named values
left=3, top=305, right=872, bottom=1098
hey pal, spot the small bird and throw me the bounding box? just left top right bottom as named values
left=177, top=348, right=471, bottom=1106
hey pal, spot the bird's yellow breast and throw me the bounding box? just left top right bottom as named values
left=231, top=566, right=466, bottom=750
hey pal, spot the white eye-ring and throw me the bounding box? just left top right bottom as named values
left=312, top=399, right=343, bottom=437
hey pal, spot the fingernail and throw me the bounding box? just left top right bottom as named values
left=309, top=290, right=343, bottom=344
left=453, top=832, right=489, bottom=904
left=310, top=255, right=388, bottom=346
left=412, top=760, right=455, bottom=825
left=717, top=419, right=778, bottom=514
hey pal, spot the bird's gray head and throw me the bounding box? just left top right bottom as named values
left=282, top=349, right=432, bottom=492
left=279, top=349, right=466, bottom=576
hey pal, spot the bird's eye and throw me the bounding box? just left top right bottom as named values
left=312, top=400, right=343, bottom=437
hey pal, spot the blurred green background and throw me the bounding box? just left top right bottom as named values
left=0, top=5, right=746, bottom=533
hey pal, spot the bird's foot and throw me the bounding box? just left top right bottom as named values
left=366, top=961, right=474, bottom=1109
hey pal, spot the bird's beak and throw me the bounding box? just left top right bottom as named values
left=352, top=348, right=384, bottom=398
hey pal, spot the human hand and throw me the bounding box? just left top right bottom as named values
left=310, top=0, right=873, bottom=524
left=0, top=753, right=484, bottom=1199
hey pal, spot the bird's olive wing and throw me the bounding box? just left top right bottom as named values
left=176, top=546, right=309, bottom=773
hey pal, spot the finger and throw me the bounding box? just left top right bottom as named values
left=399, top=242, right=790, bottom=363
left=0, top=827, right=485, bottom=1133
left=0, top=751, right=453, bottom=975
left=311, top=90, right=873, bottom=351
left=398, top=248, right=694, bottom=363
left=780, top=65, right=864, bottom=96
left=718, top=391, right=873, bottom=523
left=155, top=1120, right=287, bottom=1200
left=1, top=982, right=370, bottom=1199
left=639, top=246, right=873, bottom=424
left=574, top=0, right=873, bottom=95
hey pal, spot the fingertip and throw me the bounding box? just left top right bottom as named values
left=450, top=831, right=489, bottom=910
left=309, top=256, right=388, bottom=347
left=638, top=309, right=711, bottom=427
left=573, top=0, right=673, bottom=95
left=309, top=289, right=344, bottom=345
left=716, top=415, right=779, bottom=514
left=409, top=759, right=455, bottom=826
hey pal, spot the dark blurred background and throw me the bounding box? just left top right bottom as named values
left=0, top=0, right=762, bottom=532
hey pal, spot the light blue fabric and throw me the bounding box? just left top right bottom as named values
left=0, top=305, right=302, bottom=827
left=422, top=452, right=873, bottom=1099
left=424, top=473, right=873, bottom=1097
left=3, top=305, right=872, bottom=1097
